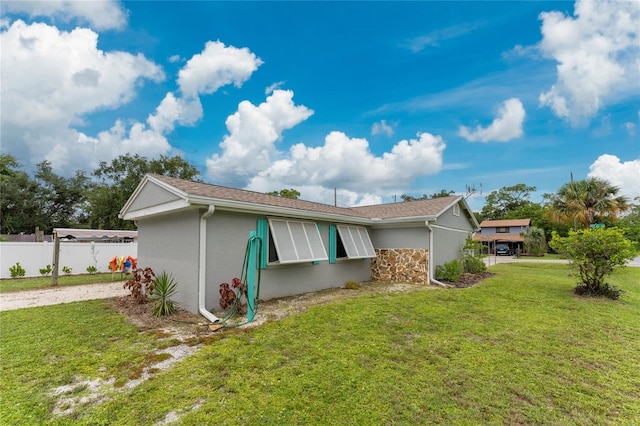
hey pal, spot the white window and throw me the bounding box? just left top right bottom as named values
left=336, top=225, right=376, bottom=259
left=453, top=203, right=460, bottom=216
left=268, top=218, right=328, bottom=264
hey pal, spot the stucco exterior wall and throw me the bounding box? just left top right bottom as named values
left=138, top=209, right=372, bottom=315
left=204, top=211, right=371, bottom=315
left=431, top=226, right=468, bottom=270
left=136, top=209, right=201, bottom=313
left=433, top=203, right=472, bottom=229
left=369, top=226, right=429, bottom=249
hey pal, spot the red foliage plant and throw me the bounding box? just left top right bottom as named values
left=123, top=267, right=156, bottom=304
left=219, top=277, right=246, bottom=314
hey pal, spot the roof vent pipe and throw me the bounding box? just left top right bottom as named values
left=199, top=205, right=220, bottom=322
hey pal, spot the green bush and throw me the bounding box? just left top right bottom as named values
left=463, top=255, right=486, bottom=274
left=9, top=262, right=26, bottom=278
left=62, top=266, right=72, bottom=275
left=151, top=271, right=178, bottom=317
left=549, top=228, right=636, bottom=299
left=39, top=264, right=51, bottom=277
left=435, top=259, right=463, bottom=282
left=461, top=233, right=487, bottom=274
left=343, top=280, right=360, bottom=290
left=86, top=265, right=97, bottom=274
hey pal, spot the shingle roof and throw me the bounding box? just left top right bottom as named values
left=479, top=219, right=531, bottom=228
left=151, top=174, right=365, bottom=218
left=149, top=174, right=462, bottom=221
left=351, top=196, right=460, bottom=219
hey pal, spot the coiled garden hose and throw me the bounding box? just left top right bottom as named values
left=219, top=234, right=262, bottom=329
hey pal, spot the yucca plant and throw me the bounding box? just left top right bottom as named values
left=151, top=271, right=178, bottom=317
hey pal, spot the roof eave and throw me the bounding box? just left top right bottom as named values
left=120, top=199, right=195, bottom=221
left=185, top=195, right=374, bottom=224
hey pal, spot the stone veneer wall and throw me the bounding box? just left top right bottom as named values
left=371, top=248, right=429, bottom=284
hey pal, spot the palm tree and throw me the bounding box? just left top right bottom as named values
left=547, top=178, right=630, bottom=229
left=524, top=226, right=547, bottom=255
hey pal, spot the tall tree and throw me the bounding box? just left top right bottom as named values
left=33, top=161, right=90, bottom=232
left=547, top=178, right=630, bottom=229
left=431, top=189, right=455, bottom=198
left=0, top=154, right=39, bottom=234
left=616, top=198, right=639, bottom=247
left=401, top=190, right=455, bottom=202
left=87, top=154, right=201, bottom=230
left=266, top=188, right=300, bottom=199
left=479, top=183, right=537, bottom=220
left=523, top=226, right=547, bottom=255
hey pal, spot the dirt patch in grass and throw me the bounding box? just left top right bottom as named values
left=439, top=271, right=496, bottom=288
left=107, top=296, right=210, bottom=340
left=107, top=278, right=495, bottom=337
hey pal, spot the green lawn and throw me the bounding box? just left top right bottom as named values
left=0, top=273, right=126, bottom=293
left=1, top=263, right=639, bottom=424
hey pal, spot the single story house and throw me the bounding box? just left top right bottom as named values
left=119, top=174, right=480, bottom=321
left=473, top=218, right=531, bottom=254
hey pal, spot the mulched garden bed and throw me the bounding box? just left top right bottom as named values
left=440, top=271, right=496, bottom=288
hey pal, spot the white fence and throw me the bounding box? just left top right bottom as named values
left=0, top=242, right=138, bottom=279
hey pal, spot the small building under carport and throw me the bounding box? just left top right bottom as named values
left=473, top=218, right=531, bottom=254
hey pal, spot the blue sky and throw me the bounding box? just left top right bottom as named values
left=1, top=1, right=639, bottom=211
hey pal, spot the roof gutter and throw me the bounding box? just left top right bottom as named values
left=425, top=219, right=447, bottom=288
left=199, top=205, right=220, bottom=323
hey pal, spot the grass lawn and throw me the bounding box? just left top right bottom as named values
left=1, top=263, right=639, bottom=424
left=0, top=273, right=126, bottom=293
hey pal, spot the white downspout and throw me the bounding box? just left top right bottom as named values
left=425, top=220, right=447, bottom=287
left=199, top=205, right=220, bottom=322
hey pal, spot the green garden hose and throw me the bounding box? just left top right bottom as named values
left=219, top=234, right=262, bottom=329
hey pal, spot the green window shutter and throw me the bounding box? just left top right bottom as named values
left=329, top=225, right=337, bottom=264
left=256, top=219, right=268, bottom=269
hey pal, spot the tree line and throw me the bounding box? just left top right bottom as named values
left=0, top=153, right=200, bottom=234
left=1, top=153, right=638, bottom=248
left=474, top=181, right=638, bottom=246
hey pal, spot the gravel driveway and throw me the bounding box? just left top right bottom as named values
left=0, top=282, right=128, bottom=312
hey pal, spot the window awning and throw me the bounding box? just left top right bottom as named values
left=336, top=225, right=376, bottom=258
left=268, top=219, right=327, bottom=264
left=53, top=228, right=138, bottom=240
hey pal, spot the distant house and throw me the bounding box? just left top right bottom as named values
left=474, top=218, right=531, bottom=254
left=119, top=174, right=479, bottom=321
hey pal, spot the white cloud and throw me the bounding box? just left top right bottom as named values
left=588, top=154, right=640, bottom=200
left=205, top=90, right=446, bottom=205
left=402, top=23, right=480, bottom=53
left=2, top=0, right=128, bottom=30
left=538, top=0, right=640, bottom=126
left=265, top=81, right=285, bottom=95
left=624, top=122, right=636, bottom=136
left=245, top=130, right=446, bottom=202
left=177, top=40, right=263, bottom=97
left=147, top=93, right=203, bottom=134
left=1, top=19, right=265, bottom=175
left=371, top=119, right=394, bottom=137
left=458, top=98, right=526, bottom=142
left=0, top=20, right=165, bottom=173
left=206, top=90, right=314, bottom=186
